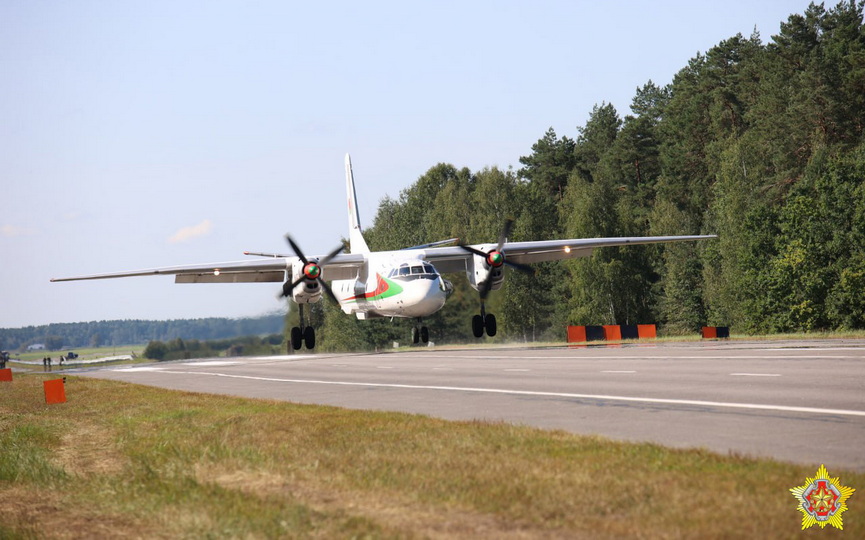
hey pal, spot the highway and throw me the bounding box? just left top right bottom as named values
left=73, top=339, right=865, bottom=471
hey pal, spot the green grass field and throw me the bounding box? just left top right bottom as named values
left=1, top=373, right=861, bottom=538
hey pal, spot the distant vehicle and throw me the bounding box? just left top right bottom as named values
left=66, top=351, right=79, bottom=359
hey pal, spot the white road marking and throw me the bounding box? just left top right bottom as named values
left=504, top=368, right=530, bottom=372
left=396, top=354, right=859, bottom=360
left=602, top=370, right=637, bottom=373
left=113, top=367, right=166, bottom=372
left=148, top=370, right=865, bottom=418
left=181, top=361, right=239, bottom=367
left=377, top=366, right=395, bottom=369
left=730, top=373, right=781, bottom=377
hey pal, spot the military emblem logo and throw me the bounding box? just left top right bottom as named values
left=790, top=464, right=855, bottom=530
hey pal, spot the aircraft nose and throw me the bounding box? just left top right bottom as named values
left=418, top=277, right=447, bottom=312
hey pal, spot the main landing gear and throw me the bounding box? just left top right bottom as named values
left=290, top=304, right=316, bottom=350
left=472, top=303, right=497, bottom=338
left=412, top=319, right=430, bottom=344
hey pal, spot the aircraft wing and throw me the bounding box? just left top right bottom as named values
left=421, top=235, right=717, bottom=274
left=51, top=253, right=368, bottom=284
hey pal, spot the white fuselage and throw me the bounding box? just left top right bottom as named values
left=332, top=253, right=450, bottom=319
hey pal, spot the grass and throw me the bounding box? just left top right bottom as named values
left=1, top=374, right=863, bottom=538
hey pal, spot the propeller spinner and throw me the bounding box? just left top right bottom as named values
left=279, top=235, right=344, bottom=303
left=458, top=219, right=535, bottom=299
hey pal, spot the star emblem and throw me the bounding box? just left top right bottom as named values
left=791, top=464, right=855, bottom=530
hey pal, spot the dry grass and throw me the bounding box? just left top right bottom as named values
left=1, top=373, right=862, bottom=538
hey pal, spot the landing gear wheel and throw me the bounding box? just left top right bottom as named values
left=472, top=315, right=484, bottom=338
left=303, top=326, right=316, bottom=349
left=420, top=326, right=429, bottom=343
left=291, top=327, right=303, bottom=350
left=484, top=314, right=497, bottom=337
left=412, top=327, right=420, bottom=344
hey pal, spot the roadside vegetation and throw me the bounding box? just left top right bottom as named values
left=142, top=334, right=285, bottom=361
left=2, top=373, right=862, bottom=538
left=303, top=2, right=865, bottom=351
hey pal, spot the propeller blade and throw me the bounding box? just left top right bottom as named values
left=321, top=244, right=345, bottom=264
left=285, top=235, right=308, bottom=264
left=318, top=277, right=339, bottom=304
left=479, top=275, right=495, bottom=300
left=496, top=219, right=514, bottom=250
left=504, top=259, right=535, bottom=275
left=457, top=243, right=487, bottom=258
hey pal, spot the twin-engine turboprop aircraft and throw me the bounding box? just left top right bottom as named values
left=53, top=155, right=716, bottom=349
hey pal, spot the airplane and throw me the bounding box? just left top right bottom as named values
left=52, top=154, right=717, bottom=350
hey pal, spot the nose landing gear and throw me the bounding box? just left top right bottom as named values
left=412, top=320, right=430, bottom=344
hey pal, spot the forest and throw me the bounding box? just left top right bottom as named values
left=0, top=314, right=284, bottom=352
left=305, top=2, right=865, bottom=351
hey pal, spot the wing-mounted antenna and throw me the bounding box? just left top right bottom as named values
left=345, top=154, right=371, bottom=254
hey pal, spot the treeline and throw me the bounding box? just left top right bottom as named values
left=143, top=335, right=284, bottom=361
left=311, top=2, right=865, bottom=350
left=0, top=314, right=285, bottom=351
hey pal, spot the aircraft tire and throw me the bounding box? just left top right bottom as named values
left=421, top=326, right=429, bottom=343
left=291, top=327, right=303, bottom=350
left=485, top=314, right=497, bottom=337
left=303, top=326, right=316, bottom=349
left=412, top=327, right=420, bottom=344
left=472, top=315, right=484, bottom=338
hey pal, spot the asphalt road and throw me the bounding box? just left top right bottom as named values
left=73, top=339, right=865, bottom=471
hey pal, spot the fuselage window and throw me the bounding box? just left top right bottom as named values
left=411, top=266, right=424, bottom=274
left=399, top=266, right=410, bottom=276
left=423, top=264, right=435, bottom=274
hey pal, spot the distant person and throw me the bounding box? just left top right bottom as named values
left=47, top=356, right=52, bottom=371
left=59, top=355, right=65, bottom=366
left=43, top=357, right=48, bottom=371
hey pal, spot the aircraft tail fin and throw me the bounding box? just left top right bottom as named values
left=345, top=154, right=370, bottom=254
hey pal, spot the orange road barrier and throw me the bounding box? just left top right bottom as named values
left=0, top=368, right=12, bottom=382
left=44, top=379, right=66, bottom=404
left=602, top=325, right=622, bottom=340
left=567, top=325, right=587, bottom=343
left=637, top=324, right=657, bottom=338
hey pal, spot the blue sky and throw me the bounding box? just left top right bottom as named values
left=1, top=0, right=809, bottom=328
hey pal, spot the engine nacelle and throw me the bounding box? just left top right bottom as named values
left=466, top=250, right=505, bottom=293
left=290, top=258, right=324, bottom=304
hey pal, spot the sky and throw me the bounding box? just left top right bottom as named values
left=1, top=0, right=811, bottom=328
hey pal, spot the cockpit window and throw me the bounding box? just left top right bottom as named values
left=389, top=261, right=439, bottom=281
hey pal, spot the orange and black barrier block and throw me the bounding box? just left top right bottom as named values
left=702, top=326, right=730, bottom=339
left=567, top=324, right=657, bottom=342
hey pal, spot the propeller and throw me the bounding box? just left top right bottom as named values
left=458, top=219, right=535, bottom=299
left=279, top=235, right=344, bottom=303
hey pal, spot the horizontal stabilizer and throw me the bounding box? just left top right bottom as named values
left=403, top=238, right=460, bottom=250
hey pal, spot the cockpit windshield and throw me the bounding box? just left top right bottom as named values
left=387, top=262, right=439, bottom=281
